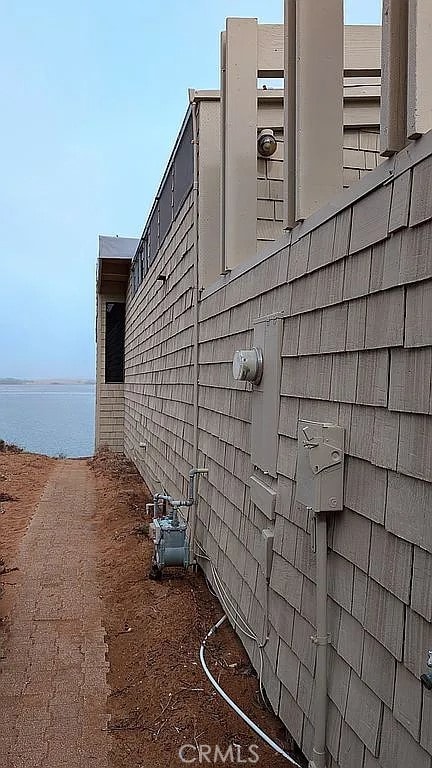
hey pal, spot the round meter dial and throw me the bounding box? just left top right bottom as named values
left=232, top=347, right=263, bottom=384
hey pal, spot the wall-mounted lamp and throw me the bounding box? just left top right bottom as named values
left=257, top=128, right=277, bottom=158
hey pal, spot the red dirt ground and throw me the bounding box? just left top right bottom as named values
left=0, top=449, right=55, bottom=563
left=91, top=449, right=307, bottom=768
left=0, top=450, right=55, bottom=617
left=0, top=447, right=306, bottom=767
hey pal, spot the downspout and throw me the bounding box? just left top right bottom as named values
left=310, top=512, right=329, bottom=768
left=189, top=93, right=200, bottom=549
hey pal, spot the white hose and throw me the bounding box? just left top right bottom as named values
left=195, top=548, right=267, bottom=701
left=195, top=546, right=260, bottom=641
left=208, top=565, right=266, bottom=702
left=200, top=615, right=303, bottom=767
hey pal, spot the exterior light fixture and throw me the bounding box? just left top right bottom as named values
left=257, top=129, right=277, bottom=158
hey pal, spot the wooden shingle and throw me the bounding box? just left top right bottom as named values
left=350, top=185, right=392, bottom=254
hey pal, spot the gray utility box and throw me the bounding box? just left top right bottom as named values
left=150, top=517, right=190, bottom=568
left=296, top=420, right=345, bottom=513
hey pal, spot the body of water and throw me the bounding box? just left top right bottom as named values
left=0, top=383, right=95, bottom=458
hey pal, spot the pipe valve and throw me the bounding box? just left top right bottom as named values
left=420, top=650, right=432, bottom=690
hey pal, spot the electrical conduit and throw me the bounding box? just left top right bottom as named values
left=189, top=93, right=200, bottom=550
left=200, top=615, right=303, bottom=767
left=309, top=512, right=329, bottom=768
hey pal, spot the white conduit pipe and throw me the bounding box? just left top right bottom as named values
left=195, top=550, right=267, bottom=704
left=310, top=512, right=329, bottom=768
left=190, top=96, right=200, bottom=551
left=200, top=615, right=303, bottom=767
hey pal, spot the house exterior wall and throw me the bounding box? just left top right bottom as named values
left=124, top=191, right=196, bottom=498
left=121, top=130, right=432, bottom=768
left=194, top=141, right=432, bottom=767
left=95, top=293, right=125, bottom=453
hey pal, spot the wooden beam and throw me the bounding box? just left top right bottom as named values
left=102, top=259, right=130, bottom=273
left=258, top=99, right=284, bottom=130
left=222, top=18, right=258, bottom=269
left=380, top=0, right=409, bottom=156
left=345, top=84, right=381, bottom=98
left=220, top=31, right=226, bottom=273
left=257, top=94, right=379, bottom=133
left=197, top=99, right=222, bottom=289
left=295, top=0, right=344, bottom=221
left=257, top=24, right=283, bottom=77
left=344, top=25, right=382, bottom=76
left=101, top=272, right=129, bottom=281
left=257, top=23, right=382, bottom=77
left=99, top=279, right=128, bottom=296
left=283, top=0, right=297, bottom=228
left=407, top=0, right=432, bottom=138
left=343, top=102, right=380, bottom=128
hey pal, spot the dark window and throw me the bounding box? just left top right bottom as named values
left=131, top=111, right=194, bottom=289
left=159, top=168, right=173, bottom=246
left=140, top=238, right=148, bottom=277
left=136, top=250, right=142, bottom=284
left=131, top=261, right=139, bottom=295
left=105, top=302, right=125, bottom=383
left=148, top=207, right=159, bottom=266
left=173, top=114, right=193, bottom=216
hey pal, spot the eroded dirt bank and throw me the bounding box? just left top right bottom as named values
left=0, top=449, right=56, bottom=620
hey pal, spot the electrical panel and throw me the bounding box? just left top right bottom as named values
left=296, top=420, right=344, bottom=512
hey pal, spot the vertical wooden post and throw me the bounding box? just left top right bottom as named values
left=407, top=0, right=432, bottom=139
left=222, top=18, right=258, bottom=270
left=295, top=0, right=344, bottom=221
left=283, top=0, right=297, bottom=229
left=380, top=0, right=409, bottom=156
left=197, top=98, right=222, bottom=290
left=220, top=31, right=227, bottom=274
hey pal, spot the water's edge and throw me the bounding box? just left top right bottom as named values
left=0, top=384, right=95, bottom=458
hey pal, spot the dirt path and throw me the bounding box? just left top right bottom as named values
left=0, top=460, right=110, bottom=768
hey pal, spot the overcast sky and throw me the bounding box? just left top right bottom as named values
left=0, top=0, right=381, bottom=379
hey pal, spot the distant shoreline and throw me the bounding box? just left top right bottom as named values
left=0, top=379, right=96, bottom=385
